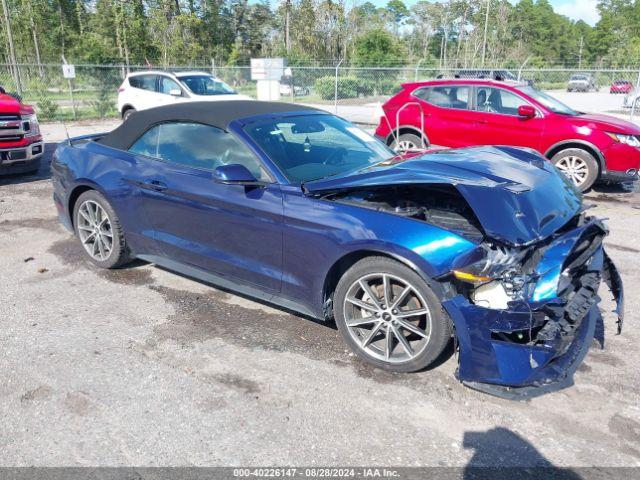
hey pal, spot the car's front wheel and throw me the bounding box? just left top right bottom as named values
left=333, top=256, right=451, bottom=372
left=551, top=148, right=599, bottom=192
left=73, top=190, right=131, bottom=269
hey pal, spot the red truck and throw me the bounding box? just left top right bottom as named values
left=0, top=88, right=43, bottom=175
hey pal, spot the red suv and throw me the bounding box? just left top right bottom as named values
left=375, top=79, right=640, bottom=191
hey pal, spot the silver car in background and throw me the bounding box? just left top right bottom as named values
left=567, top=74, right=598, bottom=92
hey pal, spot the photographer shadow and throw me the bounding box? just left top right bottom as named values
left=463, top=427, right=582, bottom=480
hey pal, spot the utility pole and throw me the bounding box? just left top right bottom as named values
left=481, top=0, right=490, bottom=67
left=578, top=36, right=584, bottom=69
left=284, top=0, right=291, bottom=52
left=1, top=0, right=22, bottom=96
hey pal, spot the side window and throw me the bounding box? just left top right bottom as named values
left=413, top=86, right=469, bottom=110
left=128, top=122, right=268, bottom=180
left=159, top=76, right=181, bottom=95
left=129, top=75, right=157, bottom=91
left=129, top=125, right=159, bottom=157
left=475, top=87, right=528, bottom=115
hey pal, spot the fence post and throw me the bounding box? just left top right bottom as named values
left=211, top=58, right=216, bottom=77
left=630, top=67, right=640, bottom=123
left=68, top=77, right=76, bottom=121
left=334, top=59, right=343, bottom=114
left=415, top=59, right=423, bottom=82
left=61, top=57, right=76, bottom=121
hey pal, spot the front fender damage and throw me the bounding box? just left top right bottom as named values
left=443, top=221, right=624, bottom=400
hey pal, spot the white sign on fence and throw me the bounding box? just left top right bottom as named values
left=62, top=64, right=76, bottom=79
left=250, top=58, right=284, bottom=81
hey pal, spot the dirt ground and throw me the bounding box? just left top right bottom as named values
left=1, top=120, right=639, bottom=469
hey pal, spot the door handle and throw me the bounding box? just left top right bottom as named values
left=142, top=179, right=168, bottom=191
left=475, top=120, right=488, bottom=125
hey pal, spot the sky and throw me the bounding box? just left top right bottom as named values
left=358, top=0, right=601, bottom=26
left=552, top=0, right=600, bottom=26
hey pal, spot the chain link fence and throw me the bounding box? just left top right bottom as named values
left=1, top=63, right=640, bottom=124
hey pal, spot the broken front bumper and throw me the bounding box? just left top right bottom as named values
left=443, top=223, right=624, bottom=400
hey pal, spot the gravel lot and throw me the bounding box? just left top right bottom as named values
left=1, top=120, right=639, bottom=469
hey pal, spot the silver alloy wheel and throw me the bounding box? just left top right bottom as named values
left=395, top=140, right=418, bottom=152
left=343, top=273, right=432, bottom=363
left=77, top=200, right=114, bottom=261
left=555, top=155, right=589, bottom=187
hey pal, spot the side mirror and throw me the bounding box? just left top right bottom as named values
left=517, top=105, right=536, bottom=119
left=213, top=164, right=264, bottom=186
left=169, top=88, right=182, bottom=97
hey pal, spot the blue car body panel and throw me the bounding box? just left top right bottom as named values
left=51, top=111, right=623, bottom=399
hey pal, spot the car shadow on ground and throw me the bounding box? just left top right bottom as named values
left=591, top=180, right=638, bottom=194
left=0, top=142, right=58, bottom=186
left=152, top=261, right=459, bottom=374
left=462, top=427, right=582, bottom=479
left=152, top=263, right=337, bottom=330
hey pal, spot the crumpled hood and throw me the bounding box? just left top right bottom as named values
left=305, top=146, right=582, bottom=246
left=569, top=113, right=640, bottom=135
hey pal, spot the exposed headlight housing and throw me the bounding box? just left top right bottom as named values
left=450, top=243, right=527, bottom=285
left=471, top=281, right=512, bottom=309
left=606, top=131, right=640, bottom=148
left=23, top=114, right=40, bottom=137
left=451, top=243, right=531, bottom=308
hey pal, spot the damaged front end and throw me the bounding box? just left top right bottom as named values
left=305, top=147, right=624, bottom=399
left=443, top=214, right=624, bottom=399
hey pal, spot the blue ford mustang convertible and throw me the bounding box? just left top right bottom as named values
left=52, top=101, right=623, bottom=399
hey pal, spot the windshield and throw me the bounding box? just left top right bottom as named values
left=570, top=75, right=588, bottom=81
left=520, top=86, right=578, bottom=115
left=244, top=114, right=396, bottom=183
left=178, top=75, right=237, bottom=96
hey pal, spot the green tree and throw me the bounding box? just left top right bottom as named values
left=352, top=28, right=405, bottom=66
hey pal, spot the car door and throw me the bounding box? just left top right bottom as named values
left=127, top=74, right=159, bottom=111
left=411, top=85, right=472, bottom=147
left=127, top=121, right=283, bottom=292
left=464, top=86, right=545, bottom=150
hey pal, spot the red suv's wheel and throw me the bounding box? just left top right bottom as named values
left=391, top=133, right=427, bottom=152
left=551, top=148, right=599, bottom=192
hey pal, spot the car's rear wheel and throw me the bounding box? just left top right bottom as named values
left=551, top=148, right=599, bottom=192
left=333, top=256, right=451, bottom=372
left=73, top=190, right=131, bottom=269
left=390, top=133, right=427, bottom=152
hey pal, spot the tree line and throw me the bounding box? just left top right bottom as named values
left=1, top=0, right=639, bottom=68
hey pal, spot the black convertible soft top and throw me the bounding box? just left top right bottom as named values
left=98, top=100, right=319, bottom=150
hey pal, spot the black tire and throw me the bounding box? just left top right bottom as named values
left=73, top=190, right=131, bottom=269
left=333, top=256, right=451, bottom=373
left=122, top=108, right=136, bottom=121
left=551, top=148, right=599, bottom=192
left=390, top=132, right=428, bottom=151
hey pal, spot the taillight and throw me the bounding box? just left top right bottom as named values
left=118, top=87, right=125, bottom=92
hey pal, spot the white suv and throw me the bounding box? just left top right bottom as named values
left=117, top=71, right=251, bottom=120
